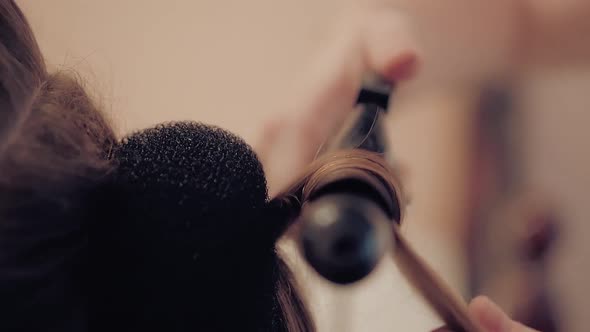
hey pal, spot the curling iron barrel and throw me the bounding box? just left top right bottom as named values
left=299, top=80, right=403, bottom=284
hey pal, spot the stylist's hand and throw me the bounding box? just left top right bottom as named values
left=433, top=296, right=539, bottom=332
left=255, top=5, right=418, bottom=197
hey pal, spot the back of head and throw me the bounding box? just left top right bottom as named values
left=1, top=2, right=313, bottom=331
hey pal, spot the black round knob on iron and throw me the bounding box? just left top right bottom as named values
left=300, top=193, right=391, bottom=285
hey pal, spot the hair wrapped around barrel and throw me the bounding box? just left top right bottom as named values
left=272, top=148, right=483, bottom=332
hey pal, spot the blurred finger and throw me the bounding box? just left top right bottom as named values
left=287, top=7, right=418, bottom=153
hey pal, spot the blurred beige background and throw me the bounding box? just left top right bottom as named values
left=19, top=0, right=590, bottom=331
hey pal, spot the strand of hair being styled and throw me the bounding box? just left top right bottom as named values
left=272, top=148, right=483, bottom=332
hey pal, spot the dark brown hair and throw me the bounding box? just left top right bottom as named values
left=0, top=1, right=116, bottom=330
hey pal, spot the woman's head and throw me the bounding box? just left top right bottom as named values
left=0, top=1, right=313, bottom=331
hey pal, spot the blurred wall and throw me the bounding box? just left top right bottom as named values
left=519, top=67, right=590, bottom=332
